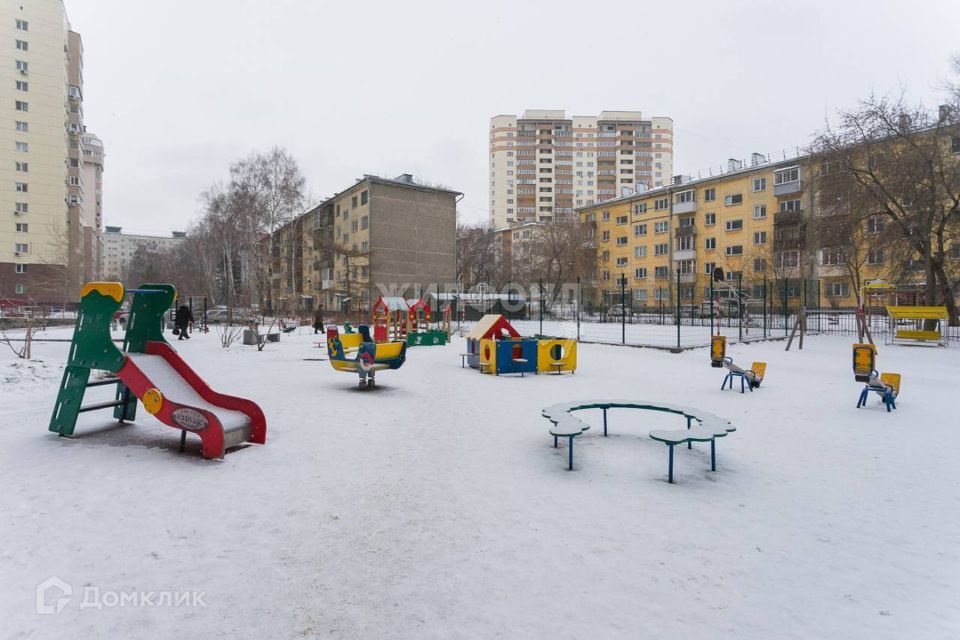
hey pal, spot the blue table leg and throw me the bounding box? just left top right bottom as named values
left=710, top=439, right=716, bottom=471
left=603, top=408, right=608, bottom=437
left=668, top=445, right=675, bottom=483
left=567, top=435, right=574, bottom=470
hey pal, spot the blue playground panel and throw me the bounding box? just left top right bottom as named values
left=494, top=338, right=538, bottom=375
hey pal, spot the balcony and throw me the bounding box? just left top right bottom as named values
left=675, top=225, right=697, bottom=238
left=774, top=179, right=803, bottom=196
left=674, top=249, right=696, bottom=261
left=678, top=272, right=697, bottom=283
left=321, top=279, right=335, bottom=290
left=775, top=210, right=803, bottom=226
left=673, top=200, right=697, bottom=214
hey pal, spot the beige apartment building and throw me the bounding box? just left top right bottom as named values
left=489, top=110, right=673, bottom=228
left=262, top=174, right=460, bottom=315
left=0, top=0, right=100, bottom=303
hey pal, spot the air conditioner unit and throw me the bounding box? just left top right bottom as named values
left=14, top=251, right=22, bottom=256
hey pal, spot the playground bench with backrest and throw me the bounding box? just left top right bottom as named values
left=886, top=306, right=949, bottom=347
left=541, top=399, right=737, bottom=483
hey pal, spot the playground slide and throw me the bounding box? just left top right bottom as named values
left=117, top=341, right=266, bottom=458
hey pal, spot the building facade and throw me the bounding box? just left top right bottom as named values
left=579, top=154, right=860, bottom=310
left=262, top=174, right=460, bottom=315
left=0, top=0, right=101, bottom=302
left=489, top=110, right=673, bottom=228
left=101, top=226, right=186, bottom=281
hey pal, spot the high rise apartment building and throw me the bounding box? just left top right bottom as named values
left=489, top=110, right=673, bottom=228
left=101, top=226, right=186, bottom=281
left=0, top=0, right=101, bottom=302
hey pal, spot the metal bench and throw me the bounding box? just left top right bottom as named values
left=542, top=399, right=737, bottom=483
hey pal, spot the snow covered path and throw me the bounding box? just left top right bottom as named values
left=1, top=329, right=958, bottom=638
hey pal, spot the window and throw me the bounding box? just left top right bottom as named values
left=754, top=231, right=767, bottom=244
left=360, top=190, right=368, bottom=205
left=775, top=167, right=800, bottom=184
left=725, top=245, right=743, bottom=256
left=654, top=266, right=669, bottom=278
left=351, top=195, right=358, bottom=208
left=15, top=283, right=26, bottom=294
left=351, top=220, right=358, bottom=232
left=950, top=245, right=960, bottom=260
left=953, top=136, right=960, bottom=154
left=361, top=241, right=368, bottom=252
left=15, top=121, right=28, bottom=132
left=634, top=223, right=647, bottom=236
left=15, top=243, right=28, bottom=254
left=616, top=257, right=628, bottom=267
left=15, top=162, right=27, bottom=172
left=616, top=215, right=628, bottom=225
left=654, top=198, right=668, bottom=211
left=15, top=142, right=27, bottom=153
left=677, top=235, right=694, bottom=251
left=753, top=177, right=766, bottom=192
left=601, top=230, right=610, bottom=241
left=602, top=210, right=611, bottom=221
left=634, top=246, right=647, bottom=258
left=15, top=101, right=27, bottom=112
left=753, top=205, right=767, bottom=219
left=821, top=248, right=844, bottom=266
left=634, top=202, right=647, bottom=214
left=753, top=257, right=766, bottom=272
left=705, top=237, right=717, bottom=250
left=676, top=190, right=695, bottom=203
left=867, top=249, right=884, bottom=265
left=15, top=182, right=27, bottom=193
left=15, top=264, right=27, bottom=274
left=15, top=80, right=27, bottom=91
left=704, top=261, right=716, bottom=275
left=616, top=236, right=628, bottom=246
left=826, top=282, right=850, bottom=298
left=780, top=199, right=802, bottom=213
left=654, top=243, right=669, bottom=256
left=724, top=193, right=743, bottom=206
left=704, top=188, right=716, bottom=202
left=361, top=215, right=369, bottom=230
left=15, top=60, right=27, bottom=72
left=776, top=251, right=800, bottom=268
left=704, top=212, right=716, bottom=226
left=15, top=223, right=28, bottom=232
left=867, top=216, right=884, bottom=233
left=15, top=202, right=28, bottom=214
left=725, top=219, right=743, bottom=231
left=16, top=19, right=28, bottom=31
left=69, top=176, right=80, bottom=186
left=654, top=221, right=668, bottom=233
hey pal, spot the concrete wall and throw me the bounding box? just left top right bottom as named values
left=368, top=181, right=457, bottom=304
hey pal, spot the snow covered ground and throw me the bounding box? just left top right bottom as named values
left=1, top=326, right=958, bottom=639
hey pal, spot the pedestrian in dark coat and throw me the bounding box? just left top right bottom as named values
left=174, top=304, right=194, bottom=340
left=313, top=305, right=325, bottom=334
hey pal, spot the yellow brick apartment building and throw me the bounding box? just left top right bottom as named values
left=579, top=154, right=894, bottom=311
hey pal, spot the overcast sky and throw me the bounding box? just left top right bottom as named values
left=67, top=0, right=959, bottom=233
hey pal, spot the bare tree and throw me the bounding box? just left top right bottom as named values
left=810, top=65, right=960, bottom=324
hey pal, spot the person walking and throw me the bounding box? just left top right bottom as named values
left=313, top=305, right=325, bottom=334
left=174, top=304, right=194, bottom=340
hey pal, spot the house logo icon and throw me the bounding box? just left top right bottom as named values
left=36, top=576, right=72, bottom=614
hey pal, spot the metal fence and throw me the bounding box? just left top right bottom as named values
left=451, top=278, right=959, bottom=350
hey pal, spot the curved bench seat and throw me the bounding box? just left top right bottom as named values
left=542, top=399, right=737, bottom=483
